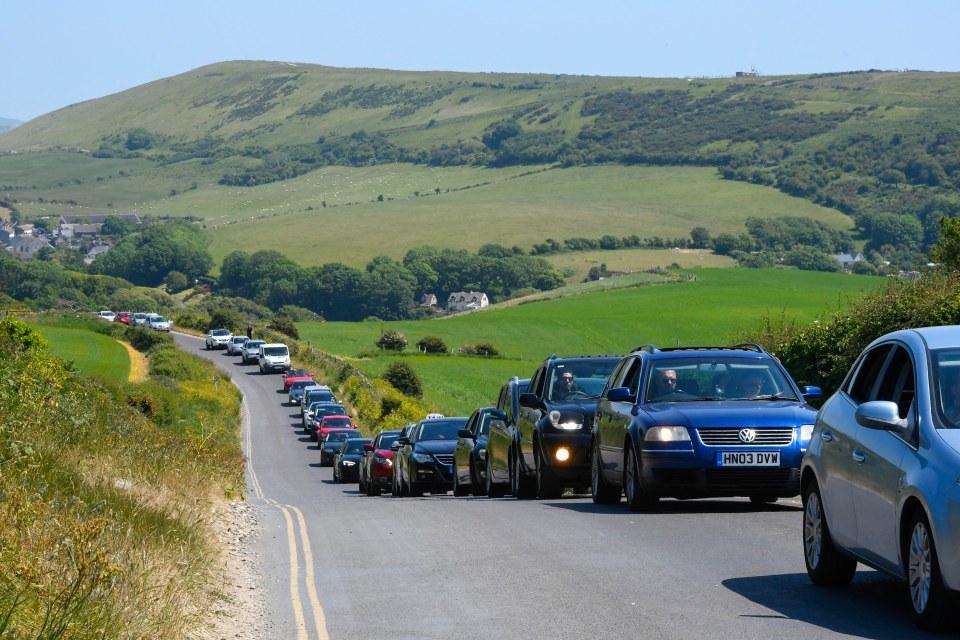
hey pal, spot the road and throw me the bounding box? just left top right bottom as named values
left=175, top=333, right=940, bottom=640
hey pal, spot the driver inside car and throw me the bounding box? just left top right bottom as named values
left=552, top=371, right=582, bottom=401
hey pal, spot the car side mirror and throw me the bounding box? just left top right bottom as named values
left=390, top=443, right=401, bottom=451
left=363, top=443, right=374, bottom=452
left=606, top=387, right=636, bottom=403
left=396, top=437, right=410, bottom=446
left=458, top=429, right=475, bottom=440
left=855, top=400, right=908, bottom=433
left=490, top=408, right=507, bottom=422
left=519, top=392, right=539, bottom=408
left=801, top=385, right=823, bottom=402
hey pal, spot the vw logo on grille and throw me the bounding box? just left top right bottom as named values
left=738, top=428, right=757, bottom=443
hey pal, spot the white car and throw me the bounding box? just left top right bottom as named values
left=242, top=340, right=266, bottom=364
left=93, top=310, right=116, bottom=322
left=227, top=335, right=249, bottom=355
left=205, top=328, right=233, bottom=350
left=147, top=315, right=172, bottom=331
left=258, top=343, right=291, bottom=374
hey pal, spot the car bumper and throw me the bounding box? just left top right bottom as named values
left=261, top=363, right=290, bottom=372
left=539, top=432, right=591, bottom=481
left=639, top=449, right=801, bottom=498
left=337, top=465, right=360, bottom=482
left=409, top=460, right=454, bottom=490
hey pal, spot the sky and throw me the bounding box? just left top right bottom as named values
left=4, top=0, right=960, bottom=123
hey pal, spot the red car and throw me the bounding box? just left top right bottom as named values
left=282, top=369, right=314, bottom=392
left=316, top=415, right=356, bottom=442
left=360, top=429, right=401, bottom=496
left=115, top=311, right=132, bottom=325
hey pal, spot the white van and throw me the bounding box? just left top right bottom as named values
left=258, top=343, right=291, bottom=373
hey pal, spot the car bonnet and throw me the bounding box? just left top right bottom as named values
left=642, top=400, right=817, bottom=428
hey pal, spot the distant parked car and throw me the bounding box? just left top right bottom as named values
left=592, top=343, right=821, bottom=510
left=317, top=415, right=356, bottom=444
left=452, top=406, right=499, bottom=497
left=242, top=339, right=266, bottom=364
left=305, top=402, right=348, bottom=437
left=320, top=429, right=358, bottom=467
left=288, top=379, right=318, bottom=406
left=132, top=312, right=148, bottom=327
left=393, top=416, right=469, bottom=497
left=115, top=311, right=132, bottom=325
left=282, top=369, right=314, bottom=392
left=93, top=310, right=116, bottom=322
left=206, top=328, right=233, bottom=350
left=258, top=343, right=291, bottom=374
left=333, top=438, right=373, bottom=484
left=801, top=326, right=960, bottom=630
left=360, top=430, right=401, bottom=496
left=226, top=335, right=248, bottom=355
left=147, top=315, right=172, bottom=332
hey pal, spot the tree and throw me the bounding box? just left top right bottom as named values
left=712, top=233, right=740, bottom=256
left=376, top=329, right=408, bottom=351
left=101, top=216, right=134, bottom=236
left=931, top=216, right=960, bottom=271
left=416, top=335, right=447, bottom=354
left=481, top=120, right=522, bottom=151
left=381, top=361, right=423, bottom=398
left=690, top=226, right=711, bottom=249
left=164, top=270, right=189, bottom=292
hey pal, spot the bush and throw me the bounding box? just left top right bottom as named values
left=381, top=361, right=423, bottom=398
left=416, top=335, right=447, bottom=354
left=268, top=315, right=299, bottom=340
left=124, top=325, right=172, bottom=352
left=461, top=341, right=499, bottom=357
left=376, top=329, right=408, bottom=352
left=208, top=308, right=245, bottom=333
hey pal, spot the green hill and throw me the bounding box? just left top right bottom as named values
left=2, top=62, right=959, bottom=270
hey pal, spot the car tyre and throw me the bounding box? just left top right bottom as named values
left=470, top=461, right=487, bottom=497
left=906, top=510, right=952, bottom=630
left=452, top=465, right=470, bottom=497
left=591, top=442, right=621, bottom=504
left=534, top=444, right=563, bottom=500
left=802, top=479, right=856, bottom=586
left=625, top=445, right=658, bottom=511
left=485, top=455, right=505, bottom=498
left=408, top=480, right=423, bottom=498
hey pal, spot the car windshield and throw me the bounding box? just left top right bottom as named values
left=312, top=404, right=346, bottom=416
left=325, top=431, right=352, bottom=442
left=342, top=440, right=371, bottom=454
left=264, top=346, right=287, bottom=356
left=291, top=380, right=314, bottom=390
left=377, top=434, right=399, bottom=449
left=416, top=418, right=469, bottom=441
left=547, top=360, right=620, bottom=402
left=246, top=341, right=264, bottom=349
left=323, top=418, right=352, bottom=428
left=212, top=329, right=230, bottom=336
left=931, top=349, right=960, bottom=429
left=643, top=357, right=798, bottom=402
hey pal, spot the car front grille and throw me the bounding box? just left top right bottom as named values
left=434, top=454, right=454, bottom=465
left=696, top=427, right=794, bottom=446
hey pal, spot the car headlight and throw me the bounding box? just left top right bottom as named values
left=549, top=410, right=584, bottom=430
left=411, top=452, right=434, bottom=463
left=373, top=456, right=392, bottom=466
left=644, top=426, right=690, bottom=442
left=342, top=460, right=356, bottom=467
left=800, top=424, right=815, bottom=443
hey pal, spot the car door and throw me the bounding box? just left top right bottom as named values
left=517, top=366, right=547, bottom=469
left=850, top=343, right=913, bottom=572
left=596, top=356, right=641, bottom=482
left=817, top=344, right=894, bottom=548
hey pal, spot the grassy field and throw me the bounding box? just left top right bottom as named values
left=29, top=321, right=131, bottom=382
left=299, top=268, right=885, bottom=414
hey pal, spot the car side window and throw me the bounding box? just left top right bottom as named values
left=847, top=344, right=893, bottom=404
left=875, top=346, right=915, bottom=420
left=622, top=358, right=643, bottom=395
left=530, top=367, right=546, bottom=397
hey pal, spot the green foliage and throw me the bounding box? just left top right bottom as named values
left=208, top=308, right=245, bottom=332
left=473, top=341, right=500, bottom=357
left=163, top=270, right=189, bottom=292
left=376, top=329, right=407, bottom=351
left=268, top=315, right=299, bottom=339
left=125, top=128, right=156, bottom=151
left=0, top=316, right=48, bottom=352
left=931, top=216, right=960, bottom=271
left=89, top=222, right=213, bottom=287
left=381, top=360, right=423, bottom=398
left=416, top=335, right=447, bottom=354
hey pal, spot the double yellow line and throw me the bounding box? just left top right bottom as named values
left=244, top=399, right=330, bottom=640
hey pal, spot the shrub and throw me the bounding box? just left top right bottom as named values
left=268, top=315, right=299, bottom=340
left=208, top=308, right=245, bottom=333
left=376, top=329, right=408, bottom=352
left=416, top=335, right=447, bottom=354
left=381, top=361, right=423, bottom=398
left=461, top=342, right=499, bottom=357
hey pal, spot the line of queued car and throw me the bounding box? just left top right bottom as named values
left=94, top=310, right=172, bottom=331
left=330, top=333, right=960, bottom=630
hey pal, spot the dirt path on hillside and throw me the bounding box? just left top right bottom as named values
left=119, top=340, right=148, bottom=382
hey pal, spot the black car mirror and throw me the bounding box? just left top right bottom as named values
left=606, top=387, right=636, bottom=403
left=458, top=429, right=475, bottom=440
left=519, top=392, right=539, bottom=408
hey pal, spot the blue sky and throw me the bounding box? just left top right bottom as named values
left=4, top=0, right=959, bottom=122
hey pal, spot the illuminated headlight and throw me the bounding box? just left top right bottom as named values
left=800, top=424, right=815, bottom=443
left=342, top=460, right=356, bottom=467
left=549, top=410, right=583, bottom=430
left=411, top=452, right=434, bottom=463
left=555, top=447, right=571, bottom=462
left=644, top=426, right=691, bottom=442
left=373, top=456, right=392, bottom=466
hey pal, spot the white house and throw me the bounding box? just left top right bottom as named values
left=446, top=291, right=489, bottom=312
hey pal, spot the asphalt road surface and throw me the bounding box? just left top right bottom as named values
left=175, top=333, right=946, bottom=640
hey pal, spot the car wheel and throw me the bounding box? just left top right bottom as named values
left=534, top=444, right=562, bottom=500
left=452, top=464, right=470, bottom=497
left=624, top=445, right=658, bottom=511
left=906, top=510, right=951, bottom=630
left=485, top=455, right=505, bottom=498
left=591, top=442, right=621, bottom=504
left=358, top=477, right=366, bottom=493
left=408, top=480, right=423, bottom=498
left=332, top=470, right=339, bottom=483
left=510, top=449, right=534, bottom=499
left=802, top=479, right=856, bottom=586
left=391, top=472, right=399, bottom=497
left=470, top=461, right=486, bottom=497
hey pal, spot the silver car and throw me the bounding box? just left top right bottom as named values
left=801, top=326, right=960, bottom=630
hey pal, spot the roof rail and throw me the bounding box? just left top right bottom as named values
left=731, top=343, right=765, bottom=353
left=631, top=344, right=657, bottom=353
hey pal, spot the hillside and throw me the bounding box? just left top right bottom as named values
left=1, top=62, right=959, bottom=272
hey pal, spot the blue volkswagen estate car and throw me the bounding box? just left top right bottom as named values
left=592, top=343, right=822, bottom=510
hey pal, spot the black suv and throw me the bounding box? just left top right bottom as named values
left=485, top=377, right=529, bottom=498
left=514, top=355, right=621, bottom=498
